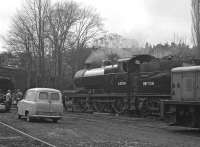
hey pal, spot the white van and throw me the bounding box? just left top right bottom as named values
left=17, top=88, right=63, bottom=122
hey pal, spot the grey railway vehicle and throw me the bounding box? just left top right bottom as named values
left=161, top=66, right=200, bottom=128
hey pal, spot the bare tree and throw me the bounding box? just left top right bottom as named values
left=5, top=0, right=103, bottom=89
left=67, top=7, right=103, bottom=75
left=5, top=0, right=50, bottom=87
left=46, top=3, right=102, bottom=88
left=24, top=0, right=50, bottom=86
left=192, top=0, right=200, bottom=57
left=5, top=11, right=33, bottom=88
left=47, top=1, right=80, bottom=89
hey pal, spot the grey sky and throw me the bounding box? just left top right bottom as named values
left=0, top=0, right=191, bottom=51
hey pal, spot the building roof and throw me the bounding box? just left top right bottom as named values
left=172, top=66, right=200, bottom=72
left=27, top=88, right=61, bottom=92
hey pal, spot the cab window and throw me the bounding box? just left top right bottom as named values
left=51, top=93, right=60, bottom=101
left=39, top=92, right=48, bottom=100
left=25, top=91, right=35, bottom=101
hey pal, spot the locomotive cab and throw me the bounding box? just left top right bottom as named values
left=117, top=57, right=141, bottom=73
left=117, top=58, right=129, bottom=73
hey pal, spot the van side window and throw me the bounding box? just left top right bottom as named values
left=51, top=93, right=59, bottom=100
left=39, top=92, right=48, bottom=100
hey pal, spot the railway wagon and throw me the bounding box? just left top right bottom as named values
left=161, top=66, right=200, bottom=128
left=0, top=66, right=27, bottom=112
left=0, top=66, right=27, bottom=92
left=63, top=54, right=182, bottom=115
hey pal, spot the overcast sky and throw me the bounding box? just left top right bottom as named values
left=0, top=0, right=191, bottom=51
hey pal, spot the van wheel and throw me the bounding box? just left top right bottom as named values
left=18, top=114, right=21, bottom=119
left=25, top=112, right=32, bottom=122
left=52, top=118, right=58, bottom=123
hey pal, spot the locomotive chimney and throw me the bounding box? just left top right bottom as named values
left=85, top=63, right=91, bottom=69
left=102, top=60, right=112, bottom=67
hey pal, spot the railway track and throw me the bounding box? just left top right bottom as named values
left=0, top=121, right=56, bottom=147
left=1, top=109, right=199, bottom=147
left=64, top=112, right=200, bottom=135
left=64, top=112, right=170, bottom=130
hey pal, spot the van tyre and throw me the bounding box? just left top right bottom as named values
left=26, top=112, right=32, bottom=122
left=18, top=114, right=21, bottom=119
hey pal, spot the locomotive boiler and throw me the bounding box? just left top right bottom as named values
left=63, top=54, right=183, bottom=114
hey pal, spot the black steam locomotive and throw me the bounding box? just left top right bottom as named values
left=63, top=54, right=183, bottom=114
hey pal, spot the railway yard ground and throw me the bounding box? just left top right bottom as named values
left=1, top=109, right=200, bottom=147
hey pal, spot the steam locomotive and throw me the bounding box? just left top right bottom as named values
left=63, top=54, right=183, bottom=114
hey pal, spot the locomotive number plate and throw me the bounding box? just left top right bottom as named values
left=143, top=81, right=154, bottom=86
left=118, top=81, right=127, bottom=86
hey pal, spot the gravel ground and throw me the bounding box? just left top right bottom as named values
left=0, top=110, right=200, bottom=147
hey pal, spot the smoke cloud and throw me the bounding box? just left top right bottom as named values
left=85, top=47, right=141, bottom=65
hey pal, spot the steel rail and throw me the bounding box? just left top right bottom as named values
left=0, top=121, right=56, bottom=147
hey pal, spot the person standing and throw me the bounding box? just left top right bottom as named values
left=5, top=90, right=12, bottom=111
left=0, top=89, right=3, bottom=103
left=16, top=89, right=23, bottom=104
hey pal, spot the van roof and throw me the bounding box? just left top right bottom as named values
left=172, top=66, right=200, bottom=73
left=27, top=88, right=61, bottom=93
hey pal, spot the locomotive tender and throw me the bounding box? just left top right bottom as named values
left=63, top=54, right=183, bottom=114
